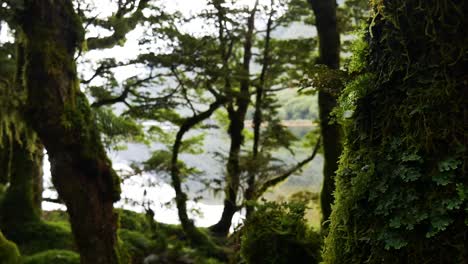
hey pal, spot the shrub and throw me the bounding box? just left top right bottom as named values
left=240, top=201, right=322, bottom=264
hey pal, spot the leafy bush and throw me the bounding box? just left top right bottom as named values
left=23, top=250, right=79, bottom=264
left=240, top=201, right=321, bottom=264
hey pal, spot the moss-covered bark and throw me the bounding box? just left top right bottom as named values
left=324, top=1, right=468, bottom=263
left=0, top=138, right=41, bottom=228
left=0, top=139, right=9, bottom=185
left=0, top=21, right=45, bottom=252
left=17, top=1, right=121, bottom=263
left=308, top=0, right=342, bottom=231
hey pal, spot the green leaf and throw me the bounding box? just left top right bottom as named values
left=438, top=158, right=461, bottom=172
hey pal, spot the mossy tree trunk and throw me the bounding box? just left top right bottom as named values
left=308, top=0, right=342, bottom=231
left=0, top=137, right=42, bottom=231
left=0, top=35, right=43, bottom=237
left=324, top=1, right=468, bottom=263
left=0, top=137, right=10, bottom=186
left=32, top=145, right=43, bottom=211
left=17, top=1, right=121, bottom=263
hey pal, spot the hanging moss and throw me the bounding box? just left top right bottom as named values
left=324, top=1, right=467, bottom=263
left=0, top=135, right=48, bottom=256
left=0, top=231, right=20, bottom=264
left=0, top=139, right=42, bottom=225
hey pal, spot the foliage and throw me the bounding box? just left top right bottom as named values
left=0, top=231, right=20, bottom=264
left=118, top=209, right=152, bottom=234
left=23, top=250, right=79, bottom=264
left=119, top=229, right=156, bottom=263
left=324, top=0, right=468, bottom=263
left=94, top=107, right=145, bottom=150
left=240, top=201, right=322, bottom=264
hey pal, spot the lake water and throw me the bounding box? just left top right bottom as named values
left=42, top=125, right=323, bottom=230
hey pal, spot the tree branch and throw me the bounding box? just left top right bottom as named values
left=255, top=136, right=321, bottom=198
left=91, top=74, right=155, bottom=108
left=86, top=0, right=150, bottom=50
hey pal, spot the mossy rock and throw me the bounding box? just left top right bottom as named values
left=23, top=250, right=79, bottom=264
left=4, top=220, right=74, bottom=255
left=0, top=231, right=20, bottom=264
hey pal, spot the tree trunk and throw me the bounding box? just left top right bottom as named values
left=210, top=111, right=244, bottom=236
left=0, top=22, right=44, bottom=248
left=32, top=144, right=43, bottom=211
left=0, top=137, right=10, bottom=185
left=210, top=3, right=257, bottom=236
left=0, top=137, right=41, bottom=229
left=245, top=3, right=273, bottom=218
left=18, top=1, right=121, bottom=263
left=308, top=0, right=342, bottom=230
left=324, top=1, right=468, bottom=263
left=171, top=99, right=226, bottom=252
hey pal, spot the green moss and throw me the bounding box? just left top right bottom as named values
left=0, top=231, right=20, bottom=264
left=23, top=250, right=79, bottom=264
left=117, top=209, right=151, bottom=233
left=0, top=140, right=42, bottom=226
left=61, top=93, right=122, bottom=201
left=4, top=220, right=74, bottom=256
left=324, top=0, right=468, bottom=263
left=119, top=229, right=155, bottom=263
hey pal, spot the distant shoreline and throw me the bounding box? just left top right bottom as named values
left=244, top=120, right=318, bottom=128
